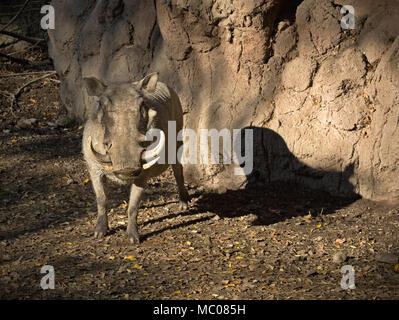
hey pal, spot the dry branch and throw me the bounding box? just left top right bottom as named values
left=0, top=70, right=56, bottom=78
left=14, top=72, right=55, bottom=97
left=0, top=0, right=32, bottom=34
left=0, top=51, right=33, bottom=65
left=0, top=52, right=52, bottom=69
left=0, top=39, right=20, bottom=49
left=0, top=30, right=45, bottom=45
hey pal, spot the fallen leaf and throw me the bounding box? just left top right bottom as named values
left=124, top=255, right=136, bottom=261
left=304, top=214, right=312, bottom=220
left=120, top=201, right=128, bottom=209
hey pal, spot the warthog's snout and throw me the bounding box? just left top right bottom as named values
left=114, top=167, right=142, bottom=180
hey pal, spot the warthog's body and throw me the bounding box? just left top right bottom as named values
left=82, top=73, right=189, bottom=243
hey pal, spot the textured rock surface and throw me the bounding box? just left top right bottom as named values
left=48, top=0, right=399, bottom=201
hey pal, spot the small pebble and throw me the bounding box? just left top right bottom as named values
left=17, top=118, right=37, bottom=129
left=204, top=236, right=212, bottom=248
left=332, top=252, right=347, bottom=264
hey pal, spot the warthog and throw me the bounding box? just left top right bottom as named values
left=82, top=73, right=189, bottom=243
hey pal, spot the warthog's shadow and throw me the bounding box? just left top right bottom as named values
left=140, top=127, right=360, bottom=238
left=190, top=126, right=360, bottom=226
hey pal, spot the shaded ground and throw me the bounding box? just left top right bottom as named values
left=0, top=48, right=399, bottom=300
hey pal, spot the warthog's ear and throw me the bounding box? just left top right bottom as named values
left=137, top=72, right=158, bottom=93
left=83, top=77, right=106, bottom=97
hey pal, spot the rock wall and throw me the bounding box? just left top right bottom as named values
left=48, top=0, right=399, bottom=201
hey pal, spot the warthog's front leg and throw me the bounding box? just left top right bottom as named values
left=172, top=163, right=189, bottom=210
left=89, top=171, right=109, bottom=238
left=127, top=182, right=145, bottom=244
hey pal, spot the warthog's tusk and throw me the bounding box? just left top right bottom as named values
left=88, top=136, right=113, bottom=169
left=142, top=129, right=165, bottom=169
left=142, top=156, right=160, bottom=170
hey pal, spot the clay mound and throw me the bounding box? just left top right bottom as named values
left=48, top=0, right=399, bottom=201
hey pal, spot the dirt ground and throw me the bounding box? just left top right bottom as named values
left=0, top=47, right=398, bottom=300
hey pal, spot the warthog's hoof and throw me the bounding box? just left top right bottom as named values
left=94, top=215, right=108, bottom=238
left=94, top=231, right=106, bottom=238
left=178, top=200, right=188, bottom=211
left=127, top=226, right=140, bottom=244
left=127, top=233, right=140, bottom=244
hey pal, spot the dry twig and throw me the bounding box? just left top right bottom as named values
left=0, top=72, right=57, bottom=116
left=0, top=70, right=56, bottom=78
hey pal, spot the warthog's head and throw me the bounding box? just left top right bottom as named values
left=83, top=73, right=164, bottom=181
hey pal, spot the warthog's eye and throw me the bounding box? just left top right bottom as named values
left=139, top=102, right=147, bottom=119
left=138, top=102, right=149, bottom=132
left=90, top=101, right=103, bottom=120
left=98, top=96, right=111, bottom=112
left=92, top=97, right=107, bottom=119
left=97, top=104, right=104, bottom=121
left=138, top=121, right=147, bottom=135
left=99, top=97, right=107, bottom=108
